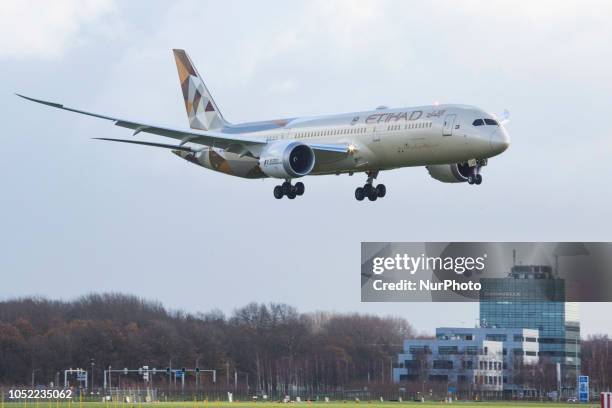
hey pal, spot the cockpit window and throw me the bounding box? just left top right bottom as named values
left=473, top=118, right=499, bottom=126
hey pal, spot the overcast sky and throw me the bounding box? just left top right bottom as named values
left=1, top=0, right=611, bottom=336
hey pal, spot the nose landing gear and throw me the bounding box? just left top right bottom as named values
left=273, top=180, right=305, bottom=199
left=355, top=171, right=386, bottom=201
left=466, top=159, right=486, bottom=185
left=468, top=173, right=482, bottom=185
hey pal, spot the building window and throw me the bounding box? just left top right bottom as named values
left=404, top=360, right=421, bottom=369
left=433, top=360, right=453, bottom=369
left=438, top=346, right=458, bottom=355
left=486, top=334, right=507, bottom=341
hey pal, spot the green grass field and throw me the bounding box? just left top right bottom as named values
left=0, top=401, right=600, bottom=408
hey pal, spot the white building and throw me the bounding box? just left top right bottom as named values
left=393, top=327, right=540, bottom=397
left=436, top=327, right=539, bottom=395
left=393, top=337, right=504, bottom=397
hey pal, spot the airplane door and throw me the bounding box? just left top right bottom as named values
left=442, top=114, right=456, bottom=136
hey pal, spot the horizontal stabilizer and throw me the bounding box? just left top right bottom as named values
left=93, top=138, right=198, bottom=152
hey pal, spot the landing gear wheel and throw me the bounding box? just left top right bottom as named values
left=475, top=174, right=482, bottom=185
left=295, top=182, right=305, bottom=196
left=355, top=187, right=365, bottom=201
left=273, top=185, right=283, bottom=199
left=287, top=190, right=296, bottom=199
left=467, top=175, right=475, bottom=185
left=282, top=181, right=291, bottom=195
left=356, top=170, right=383, bottom=202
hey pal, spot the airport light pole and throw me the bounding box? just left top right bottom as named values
left=90, top=358, right=95, bottom=393
left=195, top=357, right=200, bottom=394
left=31, top=368, right=41, bottom=386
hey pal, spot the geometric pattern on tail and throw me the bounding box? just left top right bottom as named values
left=173, top=49, right=227, bottom=131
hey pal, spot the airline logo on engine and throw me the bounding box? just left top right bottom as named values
left=263, top=158, right=282, bottom=166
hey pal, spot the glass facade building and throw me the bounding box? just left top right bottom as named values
left=479, top=265, right=580, bottom=391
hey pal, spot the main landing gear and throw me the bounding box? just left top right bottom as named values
left=273, top=180, right=305, bottom=199
left=355, top=171, right=386, bottom=202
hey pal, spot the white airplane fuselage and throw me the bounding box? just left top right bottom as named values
left=176, top=104, right=510, bottom=179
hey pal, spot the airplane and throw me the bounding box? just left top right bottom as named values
left=17, top=49, right=510, bottom=201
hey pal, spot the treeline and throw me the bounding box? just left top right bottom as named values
left=582, top=334, right=612, bottom=392
left=0, top=294, right=414, bottom=392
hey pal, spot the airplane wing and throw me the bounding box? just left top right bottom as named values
left=93, top=138, right=351, bottom=160
left=17, top=94, right=352, bottom=160
left=16, top=94, right=266, bottom=152
left=308, top=143, right=349, bottom=154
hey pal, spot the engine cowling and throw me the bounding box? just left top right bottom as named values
left=259, top=141, right=315, bottom=179
left=426, top=163, right=472, bottom=183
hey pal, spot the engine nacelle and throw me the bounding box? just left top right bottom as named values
left=426, top=163, right=472, bottom=183
left=259, top=141, right=315, bottom=179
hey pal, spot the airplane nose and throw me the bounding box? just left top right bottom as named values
left=490, top=127, right=510, bottom=155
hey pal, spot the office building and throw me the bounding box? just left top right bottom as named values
left=480, top=264, right=580, bottom=392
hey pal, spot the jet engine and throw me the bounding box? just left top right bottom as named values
left=259, top=140, right=315, bottom=179
left=426, top=163, right=472, bottom=183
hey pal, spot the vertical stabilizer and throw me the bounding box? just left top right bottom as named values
left=173, top=49, right=228, bottom=131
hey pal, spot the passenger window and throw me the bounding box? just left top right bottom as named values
left=484, top=119, right=499, bottom=126
left=472, top=119, right=484, bottom=126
